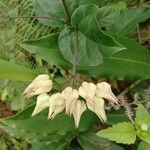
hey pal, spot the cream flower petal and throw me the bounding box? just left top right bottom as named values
left=73, top=100, right=86, bottom=128
left=32, top=93, right=50, bottom=116
left=96, top=82, right=118, bottom=104
left=86, top=97, right=107, bottom=122
left=23, top=74, right=53, bottom=98
left=48, top=93, right=65, bottom=119
left=61, top=87, right=79, bottom=116
left=79, top=82, right=96, bottom=103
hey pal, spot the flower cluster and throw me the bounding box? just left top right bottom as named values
left=23, top=74, right=118, bottom=128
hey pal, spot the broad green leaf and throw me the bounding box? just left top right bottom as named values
left=71, top=4, right=125, bottom=53
left=32, top=141, right=69, bottom=150
left=111, top=143, right=124, bottom=150
left=107, top=109, right=129, bottom=125
left=34, top=0, right=78, bottom=27
left=20, top=34, right=150, bottom=80
left=77, top=132, right=103, bottom=150
left=138, top=141, right=150, bottom=150
left=77, top=35, right=150, bottom=80
left=0, top=60, right=37, bottom=81
left=58, top=26, right=103, bottom=66
left=135, top=105, right=150, bottom=144
left=19, top=34, right=72, bottom=69
left=109, top=6, right=150, bottom=34
left=135, top=105, right=150, bottom=126
left=97, top=122, right=136, bottom=144
left=98, top=1, right=126, bottom=29
left=34, top=0, right=103, bottom=27
left=0, top=104, right=98, bottom=142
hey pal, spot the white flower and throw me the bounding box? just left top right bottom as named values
left=48, top=93, right=65, bottom=119
left=79, top=82, right=96, bottom=107
left=61, top=87, right=79, bottom=116
left=32, top=93, right=50, bottom=116
left=87, top=97, right=107, bottom=122
left=96, top=82, right=118, bottom=104
left=23, top=74, right=53, bottom=98
left=79, top=82, right=107, bottom=122
left=73, top=100, right=86, bottom=128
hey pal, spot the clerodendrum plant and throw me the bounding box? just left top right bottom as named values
left=1, top=0, right=150, bottom=149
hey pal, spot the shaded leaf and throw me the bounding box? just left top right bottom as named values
left=138, top=141, right=150, bottom=150
left=71, top=4, right=124, bottom=52
left=0, top=60, right=37, bottom=81
left=109, top=6, right=150, bottom=34
left=19, top=34, right=71, bottom=69
left=58, top=26, right=103, bottom=66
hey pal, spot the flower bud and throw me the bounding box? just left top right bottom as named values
left=23, top=74, right=53, bottom=98
left=79, top=82, right=96, bottom=105
left=48, top=93, right=65, bottom=119
left=32, top=93, right=50, bottom=116
left=87, top=97, right=107, bottom=122
left=73, top=100, right=86, bottom=128
left=61, top=87, right=79, bottom=116
left=96, top=82, right=118, bottom=104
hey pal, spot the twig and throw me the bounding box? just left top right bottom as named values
left=0, top=15, right=67, bottom=24
left=71, top=28, right=78, bottom=87
left=137, top=24, right=142, bottom=43
left=117, top=80, right=142, bottom=97
left=61, top=0, right=71, bottom=22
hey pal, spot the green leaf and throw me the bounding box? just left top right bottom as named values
left=20, top=34, right=150, bottom=80
left=77, top=132, right=103, bottom=150
left=32, top=141, right=69, bottom=150
left=0, top=104, right=98, bottom=142
left=138, top=141, right=150, bottom=150
left=77, top=35, right=150, bottom=80
left=109, top=6, right=150, bottom=34
left=135, top=105, right=150, bottom=126
left=107, top=109, right=129, bottom=125
left=34, top=0, right=78, bottom=27
left=71, top=4, right=125, bottom=53
left=58, top=26, right=103, bottom=66
left=98, top=1, right=126, bottom=29
left=97, top=122, right=136, bottom=144
left=19, top=34, right=72, bottom=69
left=0, top=60, right=37, bottom=81
left=135, top=105, right=150, bottom=144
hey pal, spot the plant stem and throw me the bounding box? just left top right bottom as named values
left=61, top=0, right=71, bottom=22
left=72, top=28, right=78, bottom=87
left=137, top=24, right=142, bottom=43
left=0, top=15, right=67, bottom=24
left=117, top=80, right=142, bottom=97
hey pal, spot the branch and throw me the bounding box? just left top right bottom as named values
left=71, top=28, right=78, bottom=87
left=61, top=0, right=71, bottom=22
left=0, top=15, right=67, bottom=24
left=117, top=80, right=142, bottom=97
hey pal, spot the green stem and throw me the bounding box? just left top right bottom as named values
left=117, top=80, right=142, bottom=97
left=137, top=24, right=142, bottom=43
left=0, top=15, right=67, bottom=24
left=72, top=28, right=78, bottom=87
left=61, top=0, right=71, bottom=22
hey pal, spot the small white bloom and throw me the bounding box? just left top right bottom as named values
left=96, top=82, right=118, bottom=104
left=48, top=93, right=65, bottom=119
left=23, top=74, right=53, bottom=98
left=32, top=93, right=50, bottom=116
left=61, top=87, right=79, bottom=116
left=73, top=100, right=86, bottom=128
left=87, top=97, right=107, bottom=122
left=79, top=82, right=96, bottom=106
